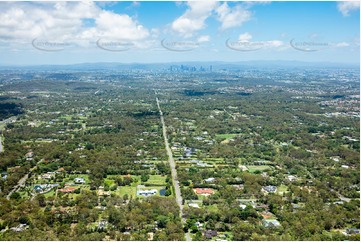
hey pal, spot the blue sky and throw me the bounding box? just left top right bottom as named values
left=0, top=1, right=359, bottom=65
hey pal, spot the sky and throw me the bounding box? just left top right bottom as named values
left=0, top=0, right=359, bottom=65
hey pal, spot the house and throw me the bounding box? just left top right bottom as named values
left=137, top=189, right=157, bottom=196
left=262, top=185, right=277, bottom=193
left=10, top=224, right=28, bottom=232
left=1, top=172, right=7, bottom=180
left=239, top=204, right=247, bottom=209
left=232, top=184, right=244, bottom=190
left=25, top=151, right=34, bottom=158
left=97, top=220, right=108, bottom=231
left=330, top=156, right=340, bottom=162
left=291, top=203, right=304, bottom=209
left=34, top=185, right=45, bottom=193
left=98, top=189, right=111, bottom=197
left=204, top=230, right=218, bottom=239
left=195, top=221, right=203, bottom=229
left=74, top=177, right=86, bottom=184
left=184, top=147, right=195, bottom=157
left=34, top=184, right=59, bottom=193
left=41, top=172, right=55, bottom=180
left=263, top=219, right=281, bottom=228
left=287, top=175, right=297, bottom=182
left=188, top=203, right=200, bottom=208
left=25, top=151, right=34, bottom=161
left=260, top=211, right=275, bottom=219
left=59, top=187, right=77, bottom=193
left=204, top=177, right=215, bottom=183
left=193, top=188, right=215, bottom=196
left=239, top=165, right=248, bottom=171
left=346, top=228, right=359, bottom=235
left=147, top=232, right=154, bottom=241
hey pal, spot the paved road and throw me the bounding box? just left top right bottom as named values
left=223, top=108, right=236, bottom=120
left=330, top=188, right=352, bottom=203
left=6, top=173, right=30, bottom=200
left=156, top=96, right=191, bottom=241
left=0, top=116, right=17, bottom=153
left=6, top=165, right=38, bottom=200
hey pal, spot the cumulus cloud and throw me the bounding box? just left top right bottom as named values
left=171, top=1, right=255, bottom=36
left=239, top=32, right=252, bottom=41
left=171, top=1, right=218, bottom=37
left=91, top=11, right=148, bottom=40
left=337, top=1, right=360, bottom=16
left=335, top=42, right=350, bottom=47
left=216, top=2, right=252, bottom=30
left=265, top=40, right=284, bottom=48
left=197, top=35, right=210, bottom=43
left=0, top=1, right=149, bottom=45
left=228, top=32, right=285, bottom=51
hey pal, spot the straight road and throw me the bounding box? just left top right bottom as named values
left=6, top=163, right=39, bottom=200
left=0, top=116, right=17, bottom=153
left=6, top=173, right=30, bottom=200
left=155, top=95, right=191, bottom=241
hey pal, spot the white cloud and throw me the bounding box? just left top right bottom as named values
left=337, top=1, right=360, bottom=16
left=92, top=11, right=149, bottom=40
left=239, top=32, right=252, bottom=41
left=265, top=40, right=284, bottom=48
left=171, top=1, right=255, bottom=36
left=132, top=1, right=141, bottom=8
left=335, top=42, right=350, bottom=47
left=197, top=35, right=210, bottom=43
left=171, top=1, right=218, bottom=37
left=0, top=1, right=150, bottom=45
left=216, top=2, right=252, bottom=30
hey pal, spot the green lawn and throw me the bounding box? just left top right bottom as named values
left=247, top=165, right=272, bottom=173
left=215, top=134, right=239, bottom=140
left=207, top=204, right=218, bottom=212
left=277, top=184, right=289, bottom=195
left=144, top=175, right=166, bottom=186
left=43, top=190, right=56, bottom=198
left=117, top=186, right=137, bottom=198
left=104, top=178, right=115, bottom=187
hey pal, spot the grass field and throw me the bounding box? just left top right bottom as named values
left=116, top=186, right=137, bottom=198
left=215, top=134, right=239, bottom=140
left=144, top=175, right=166, bottom=186
left=43, top=190, right=56, bottom=198
left=277, top=184, right=289, bottom=195
left=247, top=165, right=272, bottom=173
left=103, top=178, right=115, bottom=187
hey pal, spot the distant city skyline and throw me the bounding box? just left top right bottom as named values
left=0, top=1, right=359, bottom=65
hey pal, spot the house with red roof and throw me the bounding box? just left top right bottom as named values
left=59, top=187, right=77, bottom=193
left=193, top=188, right=215, bottom=196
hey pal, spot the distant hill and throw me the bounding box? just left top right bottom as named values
left=0, top=61, right=358, bottom=71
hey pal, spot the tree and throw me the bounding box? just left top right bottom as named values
left=36, top=194, right=47, bottom=207
left=141, top=174, right=149, bottom=183
left=10, top=192, right=21, bottom=200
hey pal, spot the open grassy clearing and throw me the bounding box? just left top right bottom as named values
left=247, top=165, right=272, bottom=173
left=215, top=133, right=239, bottom=140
